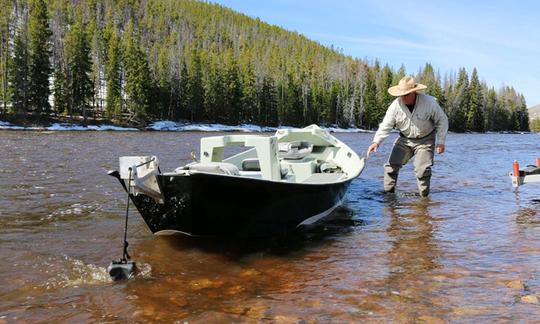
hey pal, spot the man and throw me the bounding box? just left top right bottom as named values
left=367, top=76, right=448, bottom=197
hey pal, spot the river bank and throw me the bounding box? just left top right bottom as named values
left=0, top=117, right=373, bottom=133
left=1, top=117, right=537, bottom=134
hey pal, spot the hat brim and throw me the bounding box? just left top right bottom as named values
left=388, top=83, right=427, bottom=96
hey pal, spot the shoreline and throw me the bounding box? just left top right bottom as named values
left=0, top=118, right=536, bottom=134
left=0, top=119, right=374, bottom=133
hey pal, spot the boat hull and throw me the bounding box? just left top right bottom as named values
left=115, top=172, right=352, bottom=237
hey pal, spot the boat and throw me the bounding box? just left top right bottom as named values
left=510, top=158, right=540, bottom=188
left=109, top=125, right=366, bottom=237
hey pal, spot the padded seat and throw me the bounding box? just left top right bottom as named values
left=181, top=162, right=240, bottom=175
left=242, top=158, right=261, bottom=171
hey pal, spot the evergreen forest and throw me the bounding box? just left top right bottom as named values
left=0, top=0, right=530, bottom=131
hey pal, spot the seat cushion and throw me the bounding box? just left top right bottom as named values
left=242, top=158, right=261, bottom=171
left=185, top=162, right=240, bottom=175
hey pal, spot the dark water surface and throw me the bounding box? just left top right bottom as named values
left=1, top=131, right=540, bottom=322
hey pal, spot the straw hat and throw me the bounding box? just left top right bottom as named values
left=388, top=76, right=427, bottom=96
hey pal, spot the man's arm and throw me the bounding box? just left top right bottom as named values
left=432, top=101, right=449, bottom=154
left=367, top=103, right=397, bottom=155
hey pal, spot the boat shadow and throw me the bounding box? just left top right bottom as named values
left=155, top=205, right=365, bottom=260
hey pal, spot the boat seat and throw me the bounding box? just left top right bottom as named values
left=181, top=162, right=240, bottom=175
left=278, top=141, right=313, bottom=160
left=242, top=158, right=261, bottom=171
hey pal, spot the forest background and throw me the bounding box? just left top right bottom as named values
left=0, top=0, right=533, bottom=131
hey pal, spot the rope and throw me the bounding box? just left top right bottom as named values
left=120, top=158, right=156, bottom=263
left=122, top=167, right=132, bottom=262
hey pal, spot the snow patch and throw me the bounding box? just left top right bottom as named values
left=147, top=121, right=371, bottom=133
left=0, top=120, right=137, bottom=131
left=0, top=119, right=371, bottom=133
left=147, top=121, right=278, bottom=132
left=47, top=123, right=138, bottom=131
left=0, top=120, right=29, bottom=130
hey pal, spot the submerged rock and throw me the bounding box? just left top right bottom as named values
left=521, top=295, right=539, bottom=304
left=273, top=315, right=304, bottom=324
left=506, top=280, right=525, bottom=290
left=417, top=315, right=445, bottom=324
left=188, top=278, right=224, bottom=290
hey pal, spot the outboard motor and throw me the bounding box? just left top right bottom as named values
left=119, top=156, right=163, bottom=203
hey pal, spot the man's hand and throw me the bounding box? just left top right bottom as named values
left=436, top=144, right=445, bottom=154
left=367, top=142, right=379, bottom=156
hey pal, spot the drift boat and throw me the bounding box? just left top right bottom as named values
left=109, top=125, right=365, bottom=237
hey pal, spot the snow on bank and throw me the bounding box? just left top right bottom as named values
left=0, top=119, right=372, bottom=133
left=0, top=120, right=27, bottom=130
left=48, top=123, right=138, bottom=131
left=147, top=121, right=277, bottom=132
left=0, top=120, right=138, bottom=131
left=147, top=120, right=372, bottom=133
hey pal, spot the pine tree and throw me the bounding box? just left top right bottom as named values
left=27, top=0, right=52, bottom=115
left=240, top=61, right=258, bottom=123
left=450, top=68, right=469, bottom=132
left=52, top=66, right=67, bottom=115
left=105, top=27, right=121, bottom=120
left=65, top=14, right=93, bottom=121
left=392, top=64, right=406, bottom=85
left=178, top=62, right=190, bottom=120
left=466, top=68, right=484, bottom=132
left=259, top=75, right=278, bottom=126
left=186, top=49, right=204, bottom=122
left=9, top=24, right=29, bottom=115
left=517, top=94, right=529, bottom=132
left=225, top=55, right=242, bottom=124
left=484, top=87, right=497, bottom=131
left=123, top=23, right=152, bottom=123
left=362, top=67, right=378, bottom=129
left=418, top=63, right=443, bottom=102
left=376, top=64, right=393, bottom=114
left=0, top=0, right=13, bottom=113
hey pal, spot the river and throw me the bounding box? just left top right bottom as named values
left=1, top=131, right=539, bottom=322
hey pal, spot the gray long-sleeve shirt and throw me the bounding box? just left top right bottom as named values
left=372, top=93, right=449, bottom=145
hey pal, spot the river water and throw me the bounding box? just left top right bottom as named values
left=0, top=130, right=539, bottom=322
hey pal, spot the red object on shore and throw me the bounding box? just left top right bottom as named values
left=536, top=157, right=540, bottom=167
left=513, top=161, right=520, bottom=176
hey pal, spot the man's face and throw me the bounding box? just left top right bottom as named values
left=401, top=92, right=417, bottom=105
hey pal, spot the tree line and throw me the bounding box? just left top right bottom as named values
left=0, top=0, right=530, bottom=131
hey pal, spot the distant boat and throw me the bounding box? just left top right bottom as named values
left=109, top=125, right=366, bottom=237
left=510, top=158, right=540, bottom=188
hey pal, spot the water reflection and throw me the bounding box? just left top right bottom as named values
left=385, top=196, right=439, bottom=276
left=375, top=195, right=449, bottom=320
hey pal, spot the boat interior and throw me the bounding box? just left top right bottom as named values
left=117, top=126, right=366, bottom=203
left=175, top=125, right=365, bottom=184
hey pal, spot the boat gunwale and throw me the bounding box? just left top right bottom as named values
left=160, top=169, right=358, bottom=186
